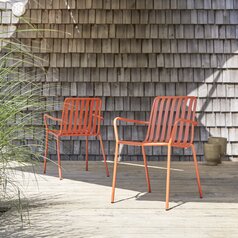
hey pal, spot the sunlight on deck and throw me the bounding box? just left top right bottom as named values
left=1, top=161, right=238, bottom=238
left=107, top=160, right=184, bottom=172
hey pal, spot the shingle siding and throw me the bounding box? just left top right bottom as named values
left=4, top=0, right=238, bottom=161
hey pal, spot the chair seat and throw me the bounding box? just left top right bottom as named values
left=48, top=129, right=92, bottom=137
left=118, top=139, right=193, bottom=149
left=118, top=140, right=143, bottom=146
left=118, top=140, right=170, bottom=147
left=172, top=142, right=191, bottom=148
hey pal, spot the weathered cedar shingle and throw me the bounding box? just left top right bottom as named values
left=14, top=0, right=238, bottom=161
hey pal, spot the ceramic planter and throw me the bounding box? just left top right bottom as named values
left=204, top=143, right=221, bottom=166
left=208, top=137, right=227, bottom=163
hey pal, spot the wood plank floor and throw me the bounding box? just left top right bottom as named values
left=1, top=161, right=238, bottom=238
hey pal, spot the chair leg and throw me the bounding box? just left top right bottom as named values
left=43, top=131, right=48, bottom=174
left=86, top=137, right=88, bottom=171
left=142, top=146, right=151, bottom=193
left=56, top=137, right=62, bottom=180
left=165, top=145, right=171, bottom=210
left=98, top=135, right=109, bottom=177
left=191, top=144, right=203, bottom=198
left=111, top=142, right=119, bottom=203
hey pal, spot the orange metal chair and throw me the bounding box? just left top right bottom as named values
left=111, top=96, right=202, bottom=210
left=43, top=97, right=109, bottom=179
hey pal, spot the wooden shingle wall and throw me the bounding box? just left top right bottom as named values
left=15, top=0, right=238, bottom=160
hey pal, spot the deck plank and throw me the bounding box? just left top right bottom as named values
left=1, top=161, right=238, bottom=237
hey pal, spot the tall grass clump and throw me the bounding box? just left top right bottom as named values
left=0, top=37, right=46, bottom=218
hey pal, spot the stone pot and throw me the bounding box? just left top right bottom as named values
left=204, top=143, right=221, bottom=166
left=208, top=137, right=227, bottom=163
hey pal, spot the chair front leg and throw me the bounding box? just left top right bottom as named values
left=44, top=130, right=49, bottom=174
left=165, top=145, right=171, bottom=210
left=191, top=144, right=203, bottom=198
left=56, top=137, right=62, bottom=180
left=98, top=135, right=109, bottom=177
left=142, top=146, right=151, bottom=193
left=111, top=142, right=119, bottom=203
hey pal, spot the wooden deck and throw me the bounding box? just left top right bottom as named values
left=1, top=161, right=238, bottom=238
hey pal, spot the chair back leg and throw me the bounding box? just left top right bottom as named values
left=111, top=142, right=119, bottom=203
left=98, top=135, right=110, bottom=177
left=165, top=145, right=171, bottom=210
left=142, top=146, right=151, bottom=193
left=56, top=137, right=62, bottom=180
left=191, top=145, right=203, bottom=198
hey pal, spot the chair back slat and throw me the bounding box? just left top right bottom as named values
left=165, top=98, right=177, bottom=142
left=68, top=99, right=75, bottom=133
left=73, top=100, right=80, bottom=132
left=147, top=98, right=163, bottom=142
left=82, top=100, right=90, bottom=132
left=160, top=98, right=172, bottom=142
left=60, top=98, right=102, bottom=136
left=174, top=98, right=183, bottom=123
left=153, top=98, right=165, bottom=142
left=78, top=100, right=85, bottom=132
left=87, top=100, right=96, bottom=133
left=183, top=98, right=194, bottom=144
left=145, top=96, right=197, bottom=144
left=92, top=100, right=100, bottom=133
left=177, top=97, right=188, bottom=143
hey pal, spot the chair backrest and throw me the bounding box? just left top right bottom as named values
left=145, top=96, right=197, bottom=144
left=60, top=98, right=102, bottom=136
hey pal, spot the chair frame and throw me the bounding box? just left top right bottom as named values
left=43, top=97, right=109, bottom=179
left=111, top=96, right=203, bottom=210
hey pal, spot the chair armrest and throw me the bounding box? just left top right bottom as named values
left=174, top=118, right=198, bottom=127
left=113, top=117, right=149, bottom=142
left=44, top=114, right=62, bottom=129
left=114, top=117, right=149, bottom=125
left=170, top=118, right=198, bottom=144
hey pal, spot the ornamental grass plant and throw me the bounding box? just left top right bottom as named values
left=0, top=36, right=47, bottom=220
